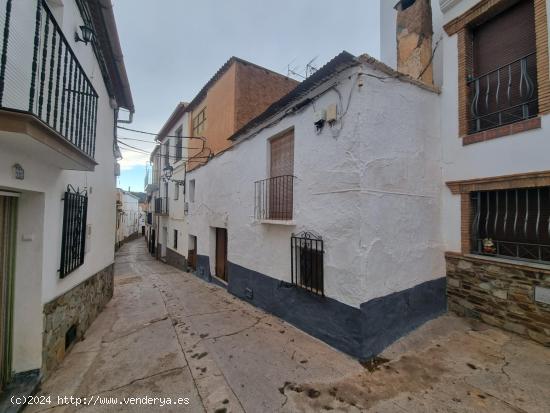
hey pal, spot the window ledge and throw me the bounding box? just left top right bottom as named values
left=257, top=219, right=296, bottom=226
left=446, top=251, right=550, bottom=273
left=462, top=117, right=541, bottom=146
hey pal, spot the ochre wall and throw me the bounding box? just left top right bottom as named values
left=234, top=62, right=298, bottom=131
left=187, top=60, right=297, bottom=171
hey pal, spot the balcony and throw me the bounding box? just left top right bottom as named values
left=0, top=0, right=98, bottom=171
left=254, top=175, right=294, bottom=223
left=154, top=197, right=168, bottom=215
left=468, top=53, right=538, bottom=134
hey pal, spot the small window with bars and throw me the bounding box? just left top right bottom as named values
left=60, top=187, right=88, bottom=278
left=291, top=231, right=324, bottom=296
left=471, top=186, right=550, bottom=263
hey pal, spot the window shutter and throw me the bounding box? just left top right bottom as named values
left=270, top=131, right=294, bottom=178
left=473, top=0, right=536, bottom=76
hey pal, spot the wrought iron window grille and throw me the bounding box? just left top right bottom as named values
left=291, top=231, right=324, bottom=296
left=471, top=187, right=550, bottom=264
left=59, top=185, right=88, bottom=278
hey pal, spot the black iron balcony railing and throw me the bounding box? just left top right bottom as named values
left=254, top=175, right=294, bottom=221
left=154, top=197, right=168, bottom=215
left=468, top=53, right=538, bottom=134
left=0, top=0, right=98, bottom=158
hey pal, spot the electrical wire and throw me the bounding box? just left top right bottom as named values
left=117, top=125, right=204, bottom=141
left=117, top=136, right=204, bottom=151
left=116, top=125, right=211, bottom=165
left=118, top=144, right=210, bottom=163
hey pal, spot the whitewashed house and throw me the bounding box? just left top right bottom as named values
left=173, top=52, right=446, bottom=360
left=115, top=189, right=140, bottom=248
left=150, top=58, right=298, bottom=268
left=0, top=0, right=133, bottom=393
left=380, top=0, right=550, bottom=346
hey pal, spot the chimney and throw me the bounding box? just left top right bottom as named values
left=395, top=0, right=434, bottom=84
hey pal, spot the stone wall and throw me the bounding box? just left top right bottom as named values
left=446, top=253, right=550, bottom=346
left=42, top=264, right=114, bottom=378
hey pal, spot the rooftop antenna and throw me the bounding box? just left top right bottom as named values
left=305, top=56, right=318, bottom=78
left=287, top=64, right=305, bottom=80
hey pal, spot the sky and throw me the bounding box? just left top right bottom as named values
left=113, top=0, right=380, bottom=192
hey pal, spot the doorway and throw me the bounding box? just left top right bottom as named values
left=161, top=227, right=167, bottom=259
left=150, top=228, right=156, bottom=254
left=188, top=235, right=197, bottom=271
left=0, top=194, right=17, bottom=390
left=215, top=228, right=228, bottom=281
left=269, top=130, right=294, bottom=219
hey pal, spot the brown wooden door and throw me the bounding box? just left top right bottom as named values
left=269, top=131, right=294, bottom=219
left=215, top=228, right=228, bottom=281
left=188, top=235, right=197, bottom=271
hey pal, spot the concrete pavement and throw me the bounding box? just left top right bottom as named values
left=24, top=238, right=550, bottom=412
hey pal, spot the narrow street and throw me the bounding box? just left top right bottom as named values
left=26, top=238, right=550, bottom=412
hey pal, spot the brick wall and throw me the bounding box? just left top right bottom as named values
left=234, top=62, right=298, bottom=132
left=446, top=253, right=550, bottom=346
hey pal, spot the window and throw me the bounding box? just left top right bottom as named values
left=192, top=108, right=206, bottom=137
left=175, top=128, right=183, bottom=162
left=467, top=0, right=538, bottom=134
left=189, top=179, right=195, bottom=203
left=174, top=183, right=179, bottom=200
left=291, top=231, right=324, bottom=296
left=60, top=188, right=88, bottom=278
left=164, top=140, right=170, bottom=167
left=255, top=130, right=294, bottom=220
left=470, top=186, right=550, bottom=263
left=174, top=229, right=178, bottom=249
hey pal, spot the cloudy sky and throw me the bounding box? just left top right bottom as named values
left=113, top=0, right=380, bottom=192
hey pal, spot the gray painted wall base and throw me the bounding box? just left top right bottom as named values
left=190, top=256, right=446, bottom=360
left=360, top=277, right=447, bottom=359
left=165, top=248, right=188, bottom=271
left=228, top=262, right=363, bottom=357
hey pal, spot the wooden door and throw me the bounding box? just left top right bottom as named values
left=0, top=195, right=17, bottom=390
left=269, top=131, right=294, bottom=219
left=188, top=235, right=197, bottom=270
left=215, top=228, right=228, bottom=281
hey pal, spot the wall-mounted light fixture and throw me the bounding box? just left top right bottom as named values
left=74, top=24, right=95, bottom=45
left=162, top=165, right=186, bottom=187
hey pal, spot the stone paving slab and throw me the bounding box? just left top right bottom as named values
left=22, top=238, right=550, bottom=413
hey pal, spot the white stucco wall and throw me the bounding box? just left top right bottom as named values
left=437, top=0, right=550, bottom=252
left=0, top=0, right=119, bottom=372
left=179, top=64, right=443, bottom=309
left=157, top=112, right=189, bottom=257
